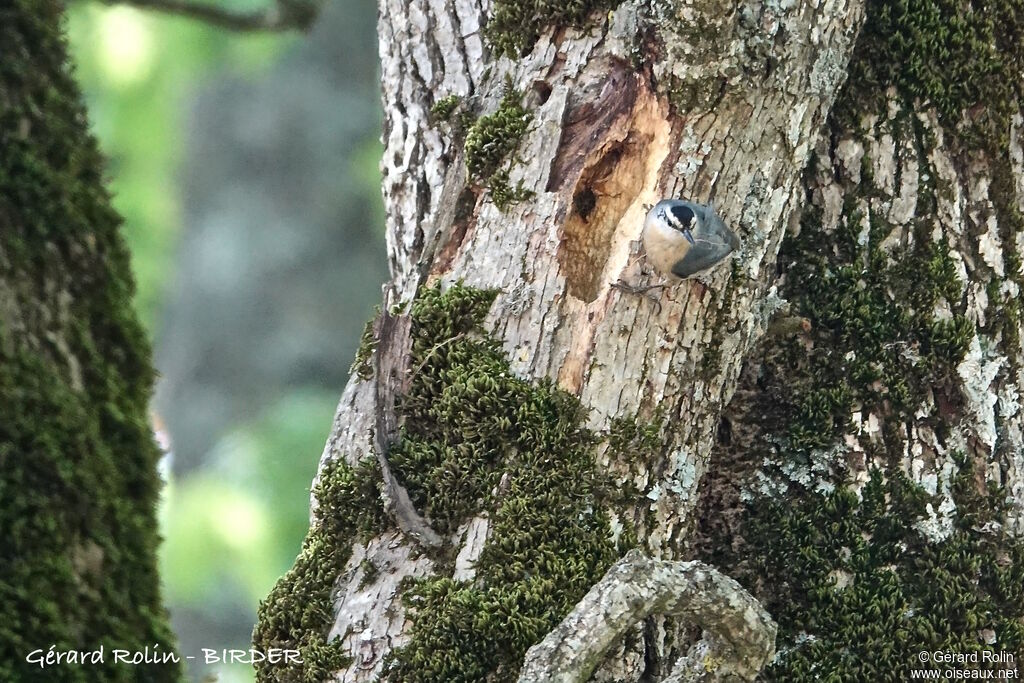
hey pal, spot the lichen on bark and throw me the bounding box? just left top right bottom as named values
left=0, top=2, right=180, bottom=680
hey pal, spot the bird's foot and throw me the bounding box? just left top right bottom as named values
left=612, top=279, right=668, bottom=310
left=612, top=279, right=667, bottom=295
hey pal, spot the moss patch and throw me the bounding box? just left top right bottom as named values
left=430, top=95, right=462, bottom=122
left=777, top=150, right=971, bottom=455
left=840, top=0, right=1023, bottom=149
left=833, top=0, right=1024, bottom=389
left=486, top=168, right=535, bottom=211
left=485, top=0, right=621, bottom=57
left=694, top=2, right=1024, bottom=675
left=464, top=88, right=531, bottom=181
left=604, top=412, right=664, bottom=507
left=727, top=463, right=1024, bottom=680
left=253, top=457, right=386, bottom=681
left=842, top=0, right=1024, bottom=365
left=0, top=3, right=180, bottom=680
left=350, top=311, right=379, bottom=381
left=383, top=283, right=620, bottom=681
left=464, top=86, right=535, bottom=210
left=257, top=283, right=627, bottom=682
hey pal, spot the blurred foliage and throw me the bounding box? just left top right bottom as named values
left=67, top=2, right=297, bottom=333
left=160, top=390, right=338, bottom=610
left=66, top=4, right=377, bottom=682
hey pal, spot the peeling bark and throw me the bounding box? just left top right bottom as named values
left=370, top=288, right=443, bottom=548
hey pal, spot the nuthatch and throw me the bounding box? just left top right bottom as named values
left=643, top=199, right=741, bottom=279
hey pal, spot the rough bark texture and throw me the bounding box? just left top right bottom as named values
left=255, top=0, right=1023, bottom=681
left=693, top=2, right=1024, bottom=677
left=0, top=2, right=180, bottom=681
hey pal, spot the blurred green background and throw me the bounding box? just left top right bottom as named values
left=67, top=2, right=387, bottom=680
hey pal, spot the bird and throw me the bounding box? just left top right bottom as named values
left=615, top=199, right=741, bottom=295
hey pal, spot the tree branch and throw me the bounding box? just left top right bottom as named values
left=518, top=550, right=777, bottom=683
left=371, top=285, right=443, bottom=549
left=95, top=0, right=318, bottom=32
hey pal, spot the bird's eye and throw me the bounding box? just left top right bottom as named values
left=666, top=203, right=695, bottom=231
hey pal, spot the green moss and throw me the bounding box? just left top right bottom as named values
left=720, top=464, right=1024, bottom=680
left=777, top=195, right=971, bottom=450
left=606, top=412, right=664, bottom=465
left=987, top=281, right=1022, bottom=350
left=430, top=95, right=462, bottom=122
left=603, top=412, right=666, bottom=545
left=358, top=559, right=379, bottom=589
left=258, top=283, right=625, bottom=682
left=485, top=0, right=621, bottom=57
left=464, top=86, right=532, bottom=198
left=350, top=311, right=379, bottom=381
left=699, top=344, right=723, bottom=376
left=253, top=457, right=386, bottom=682
left=487, top=168, right=535, bottom=211
left=604, top=410, right=665, bottom=508
left=786, top=385, right=854, bottom=453
left=839, top=0, right=1024, bottom=149
left=431, top=94, right=477, bottom=138
left=382, top=284, right=619, bottom=681
left=987, top=159, right=1024, bottom=360
left=775, top=102, right=977, bottom=447
left=458, top=84, right=543, bottom=210
left=0, top=3, right=179, bottom=680
left=695, top=6, right=1024, bottom=673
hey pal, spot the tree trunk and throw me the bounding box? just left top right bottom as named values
left=0, top=2, right=180, bottom=681
left=255, top=0, right=1023, bottom=681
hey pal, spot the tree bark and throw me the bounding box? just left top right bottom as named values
left=0, top=2, right=180, bottom=681
left=256, top=0, right=1023, bottom=681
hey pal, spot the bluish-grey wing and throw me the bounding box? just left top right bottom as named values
left=693, top=203, right=742, bottom=251
left=670, top=240, right=735, bottom=278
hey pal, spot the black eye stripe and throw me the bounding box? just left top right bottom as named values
left=665, top=204, right=695, bottom=231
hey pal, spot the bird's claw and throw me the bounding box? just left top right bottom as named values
left=612, top=279, right=666, bottom=312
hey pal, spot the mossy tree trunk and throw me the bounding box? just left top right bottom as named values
left=0, top=3, right=180, bottom=681
left=255, top=0, right=1023, bottom=681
